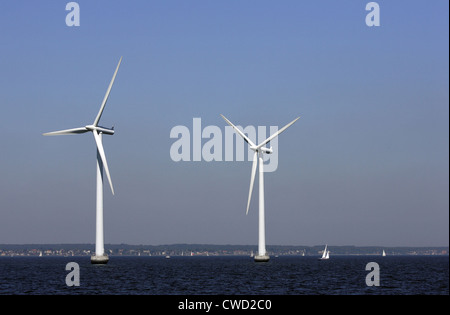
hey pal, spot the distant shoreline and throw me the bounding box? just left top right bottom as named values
left=0, top=244, right=448, bottom=257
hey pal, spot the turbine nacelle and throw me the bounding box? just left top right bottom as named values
left=85, top=125, right=115, bottom=135
left=250, top=146, right=273, bottom=154
left=260, top=146, right=273, bottom=154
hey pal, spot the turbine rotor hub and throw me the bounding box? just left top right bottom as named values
left=85, top=125, right=115, bottom=135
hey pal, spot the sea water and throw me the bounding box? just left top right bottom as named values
left=0, top=255, right=448, bottom=295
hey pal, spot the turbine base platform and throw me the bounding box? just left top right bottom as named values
left=91, top=254, right=109, bottom=264
left=254, top=255, right=270, bottom=262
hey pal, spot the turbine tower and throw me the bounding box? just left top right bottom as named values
left=43, top=57, right=122, bottom=264
left=221, top=114, right=300, bottom=262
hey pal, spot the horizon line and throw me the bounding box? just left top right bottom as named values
left=1, top=243, right=448, bottom=248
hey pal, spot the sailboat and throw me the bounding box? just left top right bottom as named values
left=382, top=250, right=386, bottom=257
left=319, top=245, right=330, bottom=260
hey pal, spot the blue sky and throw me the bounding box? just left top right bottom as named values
left=0, top=0, right=448, bottom=246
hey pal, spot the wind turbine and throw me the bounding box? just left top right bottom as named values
left=221, top=114, right=300, bottom=262
left=43, top=57, right=122, bottom=264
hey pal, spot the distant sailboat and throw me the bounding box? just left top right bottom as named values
left=382, top=250, right=386, bottom=257
left=319, top=245, right=330, bottom=260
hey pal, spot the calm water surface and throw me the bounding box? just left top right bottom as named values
left=0, top=256, right=448, bottom=295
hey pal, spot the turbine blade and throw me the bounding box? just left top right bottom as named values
left=220, top=114, right=256, bottom=147
left=256, top=116, right=300, bottom=149
left=92, top=131, right=115, bottom=195
left=246, top=151, right=258, bottom=215
left=43, top=127, right=88, bottom=136
left=93, top=56, right=123, bottom=127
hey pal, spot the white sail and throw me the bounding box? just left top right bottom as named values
left=320, top=245, right=329, bottom=260
left=382, top=250, right=386, bottom=256
left=321, top=245, right=327, bottom=259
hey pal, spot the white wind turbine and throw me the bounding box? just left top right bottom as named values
left=221, top=114, right=300, bottom=262
left=43, top=57, right=122, bottom=264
